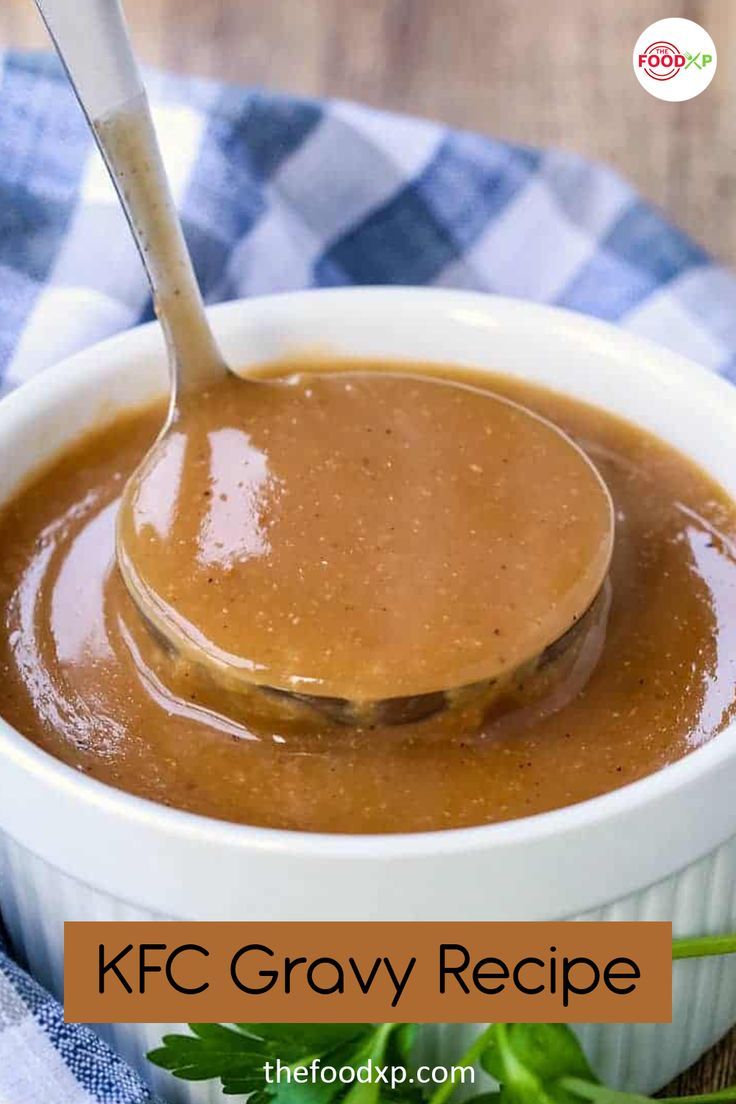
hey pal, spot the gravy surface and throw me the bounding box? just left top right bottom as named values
left=1, top=362, right=736, bottom=834
left=118, top=372, right=612, bottom=701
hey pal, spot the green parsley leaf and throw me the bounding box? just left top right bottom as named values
left=479, top=1023, right=593, bottom=1103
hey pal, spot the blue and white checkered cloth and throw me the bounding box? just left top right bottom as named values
left=1, top=46, right=736, bottom=1104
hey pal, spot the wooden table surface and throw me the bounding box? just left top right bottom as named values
left=1, top=0, right=734, bottom=1097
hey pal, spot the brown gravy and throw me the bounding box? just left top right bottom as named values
left=1, top=361, right=735, bottom=834
left=118, top=371, right=613, bottom=704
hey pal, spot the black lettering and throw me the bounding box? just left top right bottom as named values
left=348, top=957, right=382, bottom=994
left=439, top=944, right=471, bottom=994
left=231, top=944, right=278, bottom=994
left=307, top=957, right=344, bottom=995
left=604, top=957, right=640, bottom=995
left=139, top=944, right=167, bottom=994
left=98, top=943, right=133, bottom=995
left=166, top=944, right=210, bottom=995
left=383, top=957, right=416, bottom=1008
left=562, top=956, right=600, bottom=1007
left=283, top=956, right=308, bottom=993
left=473, top=957, right=509, bottom=995
left=512, top=957, right=545, bottom=995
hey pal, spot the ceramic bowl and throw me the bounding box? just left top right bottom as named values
left=1, top=289, right=735, bottom=1101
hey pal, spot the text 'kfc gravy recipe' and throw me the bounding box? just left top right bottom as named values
left=1, top=359, right=735, bottom=834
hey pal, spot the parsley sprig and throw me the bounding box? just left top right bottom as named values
left=148, top=933, right=736, bottom=1103
left=149, top=1022, right=422, bottom=1102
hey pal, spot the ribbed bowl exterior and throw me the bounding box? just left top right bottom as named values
left=2, top=832, right=735, bottom=1103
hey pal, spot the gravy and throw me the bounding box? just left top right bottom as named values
left=1, top=362, right=735, bottom=833
left=117, top=371, right=613, bottom=703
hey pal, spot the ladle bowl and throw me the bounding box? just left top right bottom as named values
left=115, top=368, right=615, bottom=727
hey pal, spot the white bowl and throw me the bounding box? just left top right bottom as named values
left=1, top=289, right=735, bottom=1102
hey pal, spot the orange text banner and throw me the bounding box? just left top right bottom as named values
left=64, top=921, right=672, bottom=1024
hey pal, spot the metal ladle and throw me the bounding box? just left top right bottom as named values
left=35, top=0, right=615, bottom=728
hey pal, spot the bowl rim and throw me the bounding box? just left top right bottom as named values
left=1, top=285, right=735, bottom=861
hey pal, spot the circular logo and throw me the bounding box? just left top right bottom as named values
left=633, top=18, right=717, bottom=101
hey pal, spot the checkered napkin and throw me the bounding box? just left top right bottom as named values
left=1, top=45, right=736, bottom=1104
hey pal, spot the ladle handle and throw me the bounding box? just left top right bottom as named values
left=33, top=0, right=228, bottom=398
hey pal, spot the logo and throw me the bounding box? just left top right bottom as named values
left=633, top=18, right=716, bottom=101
